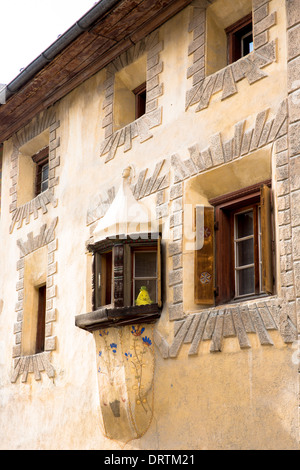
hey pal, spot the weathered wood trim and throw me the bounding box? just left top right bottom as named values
left=75, top=303, right=161, bottom=332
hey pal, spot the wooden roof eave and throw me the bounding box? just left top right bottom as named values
left=0, top=0, right=194, bottom=143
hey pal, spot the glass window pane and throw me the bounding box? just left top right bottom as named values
left=41, top=163, right=49, bottom=181
left=242, top=32, right=253, bottom=56
left=134, top=251, right=157, bottom=278
left=41, top=163, right=49, bottom=192
left=134, top=279, right=157, bottom=305
left=236, top=238, right=254, bottom=267
left=237, top=267, right=255, bottom=296
left=236, top=210, right=253, bottom=238
left=41, top=180, right=49, bottom=192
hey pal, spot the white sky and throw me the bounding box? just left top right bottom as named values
left=0, top=0, right=98, bottom=85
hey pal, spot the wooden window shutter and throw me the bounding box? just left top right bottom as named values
left=195, top=206, right=215, bottom=305
left=157, top=236, right=162, bottom=308
left=260, top=184, right=273, bottom=294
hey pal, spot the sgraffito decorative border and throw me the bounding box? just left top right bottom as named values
left=9, top=107, right=60, bottom=233
left=186, top=0, right=277, bottom=111
left=154, top=298, right=296, bottom=359
left=11, top=218, right=58, bottom=383
left=100, top=30, right=164, bottom=163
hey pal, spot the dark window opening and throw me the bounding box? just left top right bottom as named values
left=226, top=13, right=253, bottom=64
left=133, top=82, right=146, bottom=119
left=36, top=285, right=46, bottom=354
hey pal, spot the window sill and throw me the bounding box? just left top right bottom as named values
left=75, top=303, right=161, bottom=333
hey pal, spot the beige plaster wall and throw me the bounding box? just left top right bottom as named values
left=0, top=0, right=298, bottom=450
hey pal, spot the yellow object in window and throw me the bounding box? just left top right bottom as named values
left=135, top=286, right=152, bottom=306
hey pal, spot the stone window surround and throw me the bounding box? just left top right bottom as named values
left=152, top=97, right=298, bottom=358
left=100, top=29, right=164, bottom=163
left=9, top=107, right=61, bottom=234
left=186, top=0, right=278, bottom=111
left=11, top=217, right=58, bottom=383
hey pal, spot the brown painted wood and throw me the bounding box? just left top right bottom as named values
left=133, top=82, right=147, bottom=119
left=194, top=206, right=215, bottom=305
left=261, top=184, right=273, bottom=294
left=210, top=181, right=272, bottom=305
left=75, top=303, right=161, bottom=332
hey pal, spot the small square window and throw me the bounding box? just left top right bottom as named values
left=225, top=13, right=253, bottom=64
left=205, top=2, right=253, bottom=75
left=32, top=146, right=49, bottom=196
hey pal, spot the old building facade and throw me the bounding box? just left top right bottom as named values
left=0, top=0, right=300, bottom=450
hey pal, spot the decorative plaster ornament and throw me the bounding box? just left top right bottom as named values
left=94, top=324, right=155, bottom=442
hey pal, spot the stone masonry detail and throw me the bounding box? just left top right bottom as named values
left=285, top=0, right=300, bottom=426
left=11, top=218, right=59, bottom=383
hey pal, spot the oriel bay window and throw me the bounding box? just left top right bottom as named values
left=195, top=182, right=274, bottom=306
left=76, top=234, right=162, bottom=332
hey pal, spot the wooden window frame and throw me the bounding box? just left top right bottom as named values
left=133, top=82, right=147, bottom=120
left=132, top=246, right=158, bottom=307
left=76, top=235, right=162, bottom=332
left=225, top=13, right=253, bottom=64
left=32, top=146, right=49, bottom=196
left=208, top=180, right=274, bottom=306
left=231, top=203, right=261, bottom=299
left=94, top=249, right=113, bottom=309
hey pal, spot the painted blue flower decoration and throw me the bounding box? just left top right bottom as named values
left=110, top=343, right=117, bottom=354
left=124, top=352, right=132, bottom=360
left=131, top=326, right=145, bottom=336
left=99, top=330, right=109, bottom=336
left=99, top=330, right=109, bottom=337
left=142, top=336, right=152, bottom=347
left=99, top=351, right=102, bottom=357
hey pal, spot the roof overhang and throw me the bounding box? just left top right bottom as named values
left=0, top=0, right=197, bottom=143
